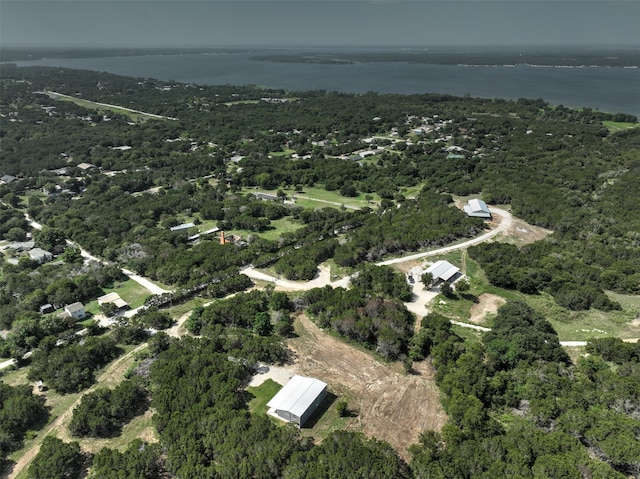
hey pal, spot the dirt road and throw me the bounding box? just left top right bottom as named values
left=6, top=344, right=147, bottom=479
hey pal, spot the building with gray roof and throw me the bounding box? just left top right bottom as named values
left=267, top=375, right=327, bottom=427
left=425, top=260, right=461, bottom=284
left=463, top=198, right=491, bottom=218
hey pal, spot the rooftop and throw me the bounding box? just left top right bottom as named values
left=267, top=375, right=327, bottom=418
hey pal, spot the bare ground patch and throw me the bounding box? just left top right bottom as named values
left=286, top=314, right=447, bottom=460
left=504, top=218, right=553, bottom=244
left=469, top=293, right=506, bottom=325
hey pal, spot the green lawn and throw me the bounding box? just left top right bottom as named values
left=84, top=279, right=150, bottom=315
left=246, top=379, right=282, bottom=415
left=426, top=255, right=640, bottom=342
left=268, top=149, right=295, bottom=157
left=44, top=92, right=163, bottom=122
left=602, top=120, right=639, bottom=132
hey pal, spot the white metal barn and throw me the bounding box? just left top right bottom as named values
left=267, top=375, right=328, bottom=427
left=425, top=260, right=461, bottom=285
left=464, top=198, right=492, bottom=218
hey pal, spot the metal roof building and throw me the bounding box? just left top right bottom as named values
left=267, top=375, right=327, bottom=427
left=464, top=198, right=492, bottom=218
left=425, top=260, right=461, bottom=283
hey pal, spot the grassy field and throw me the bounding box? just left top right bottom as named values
left=246, top=379, right=281, bottom=414
left=426, top=254, right=640, bottom=342
left=84, top=279, right=150, bottom=315
left=602, top=120, right=639, bottom=132
left=44, top=92, right=164, bottom=122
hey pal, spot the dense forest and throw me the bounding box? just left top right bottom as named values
left=1, top=65, right=639, bottom=477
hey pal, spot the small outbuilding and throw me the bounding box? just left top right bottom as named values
left=463, top=199, right=491, bottom=218
left=97, top=292, right=128, bottom=310
left=425, top=260, right=461, bottom=285
left=169, top=222, right=195, bottom=232
left=267, top=375, right=328, bottom=427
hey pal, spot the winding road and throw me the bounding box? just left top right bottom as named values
left=241, top=207, right=615, bottom=348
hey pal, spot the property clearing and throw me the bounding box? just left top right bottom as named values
left=285, top=314, right=447, bottom=460
left=469, top=293, right=507, bottom=325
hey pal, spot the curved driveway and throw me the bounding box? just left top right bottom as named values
left=377, top=207, right=512, bottom=266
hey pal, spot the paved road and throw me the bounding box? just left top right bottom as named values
left=27, top=210, right=170, bottom=296
left=244, top=208, right=511, bottom=291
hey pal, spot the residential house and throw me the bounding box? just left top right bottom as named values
left=64, top=302, right=86, bottom=320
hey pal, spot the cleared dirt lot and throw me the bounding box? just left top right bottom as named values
left=286, top=314, right=447, bottom=460
left=469, top=293, right=507, bottom=325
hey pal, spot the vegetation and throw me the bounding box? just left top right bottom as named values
left=0, top=383, right=47, bottom=463
left=69, top=378, right=148, bottom=438
left=27, top=436, right=87, bottom=479
left=1, top=64, right=639, bottom=477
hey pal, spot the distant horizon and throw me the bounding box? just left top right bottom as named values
left=2, top=44, right=638, bottom=52
left=2, top=1, right=638, bottom=51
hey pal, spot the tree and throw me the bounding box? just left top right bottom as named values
left=440, top=282, right=455, bottom=298
left=421, top=272, right=433, bottom=289
left=455, top=278, right=470, bottom=292
left=3, top=192, right=19, bottom=208
left=62, top=246, right=83, bottom=264
left=269, top=291, right=292, bottom=312
left=253, top=311, right=273, bottom=336
left=336, top=400, right=348, bottom=417
left=4, top=227, right=27, bottom=242
left=28, top=436, right=86, bottom=479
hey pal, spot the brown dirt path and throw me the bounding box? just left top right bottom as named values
left=287, top=314, right=447, bottom=460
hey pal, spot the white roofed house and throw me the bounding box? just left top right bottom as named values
left=425, top=260, right=461, bottom=286
left=28, top=248, right=53, bottom=264
left=463, top=198, right=492, bottom=218
left=64, top=302, right=86, bottom=320
left=267, top=375, right=328, bottom=427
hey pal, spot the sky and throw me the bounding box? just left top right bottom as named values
left=1, top=0, right=638, bottom=49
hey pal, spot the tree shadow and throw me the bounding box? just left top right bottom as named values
left=460, top=292, right=479, bottom=303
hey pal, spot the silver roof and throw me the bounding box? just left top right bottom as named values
left=267, top=375, right=327, bottom=418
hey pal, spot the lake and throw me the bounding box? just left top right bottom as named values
left=12, top=52, right=640, bottom=117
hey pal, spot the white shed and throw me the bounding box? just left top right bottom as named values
left=463, top=199, right=491, bottom=218
left=267, top=375, right=327, bottom=427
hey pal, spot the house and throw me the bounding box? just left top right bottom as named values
left=463, top=198, right=492, bottom=218
left=64, top=302, right=86, bottom=320
left=28, top=248, right=53, bottom=264
left=77, top=162, right=96, bottom=171
left=425, top=260, right=461, bottom=285
left=97, top=292, right=128, bottom=310
left=0, top=174, right=17, bottom=184
left=252, top=192, right=279, bottom=201
left=6, top=241, right=35, bottom=252
left=266, top=375, right=328, bottom=427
